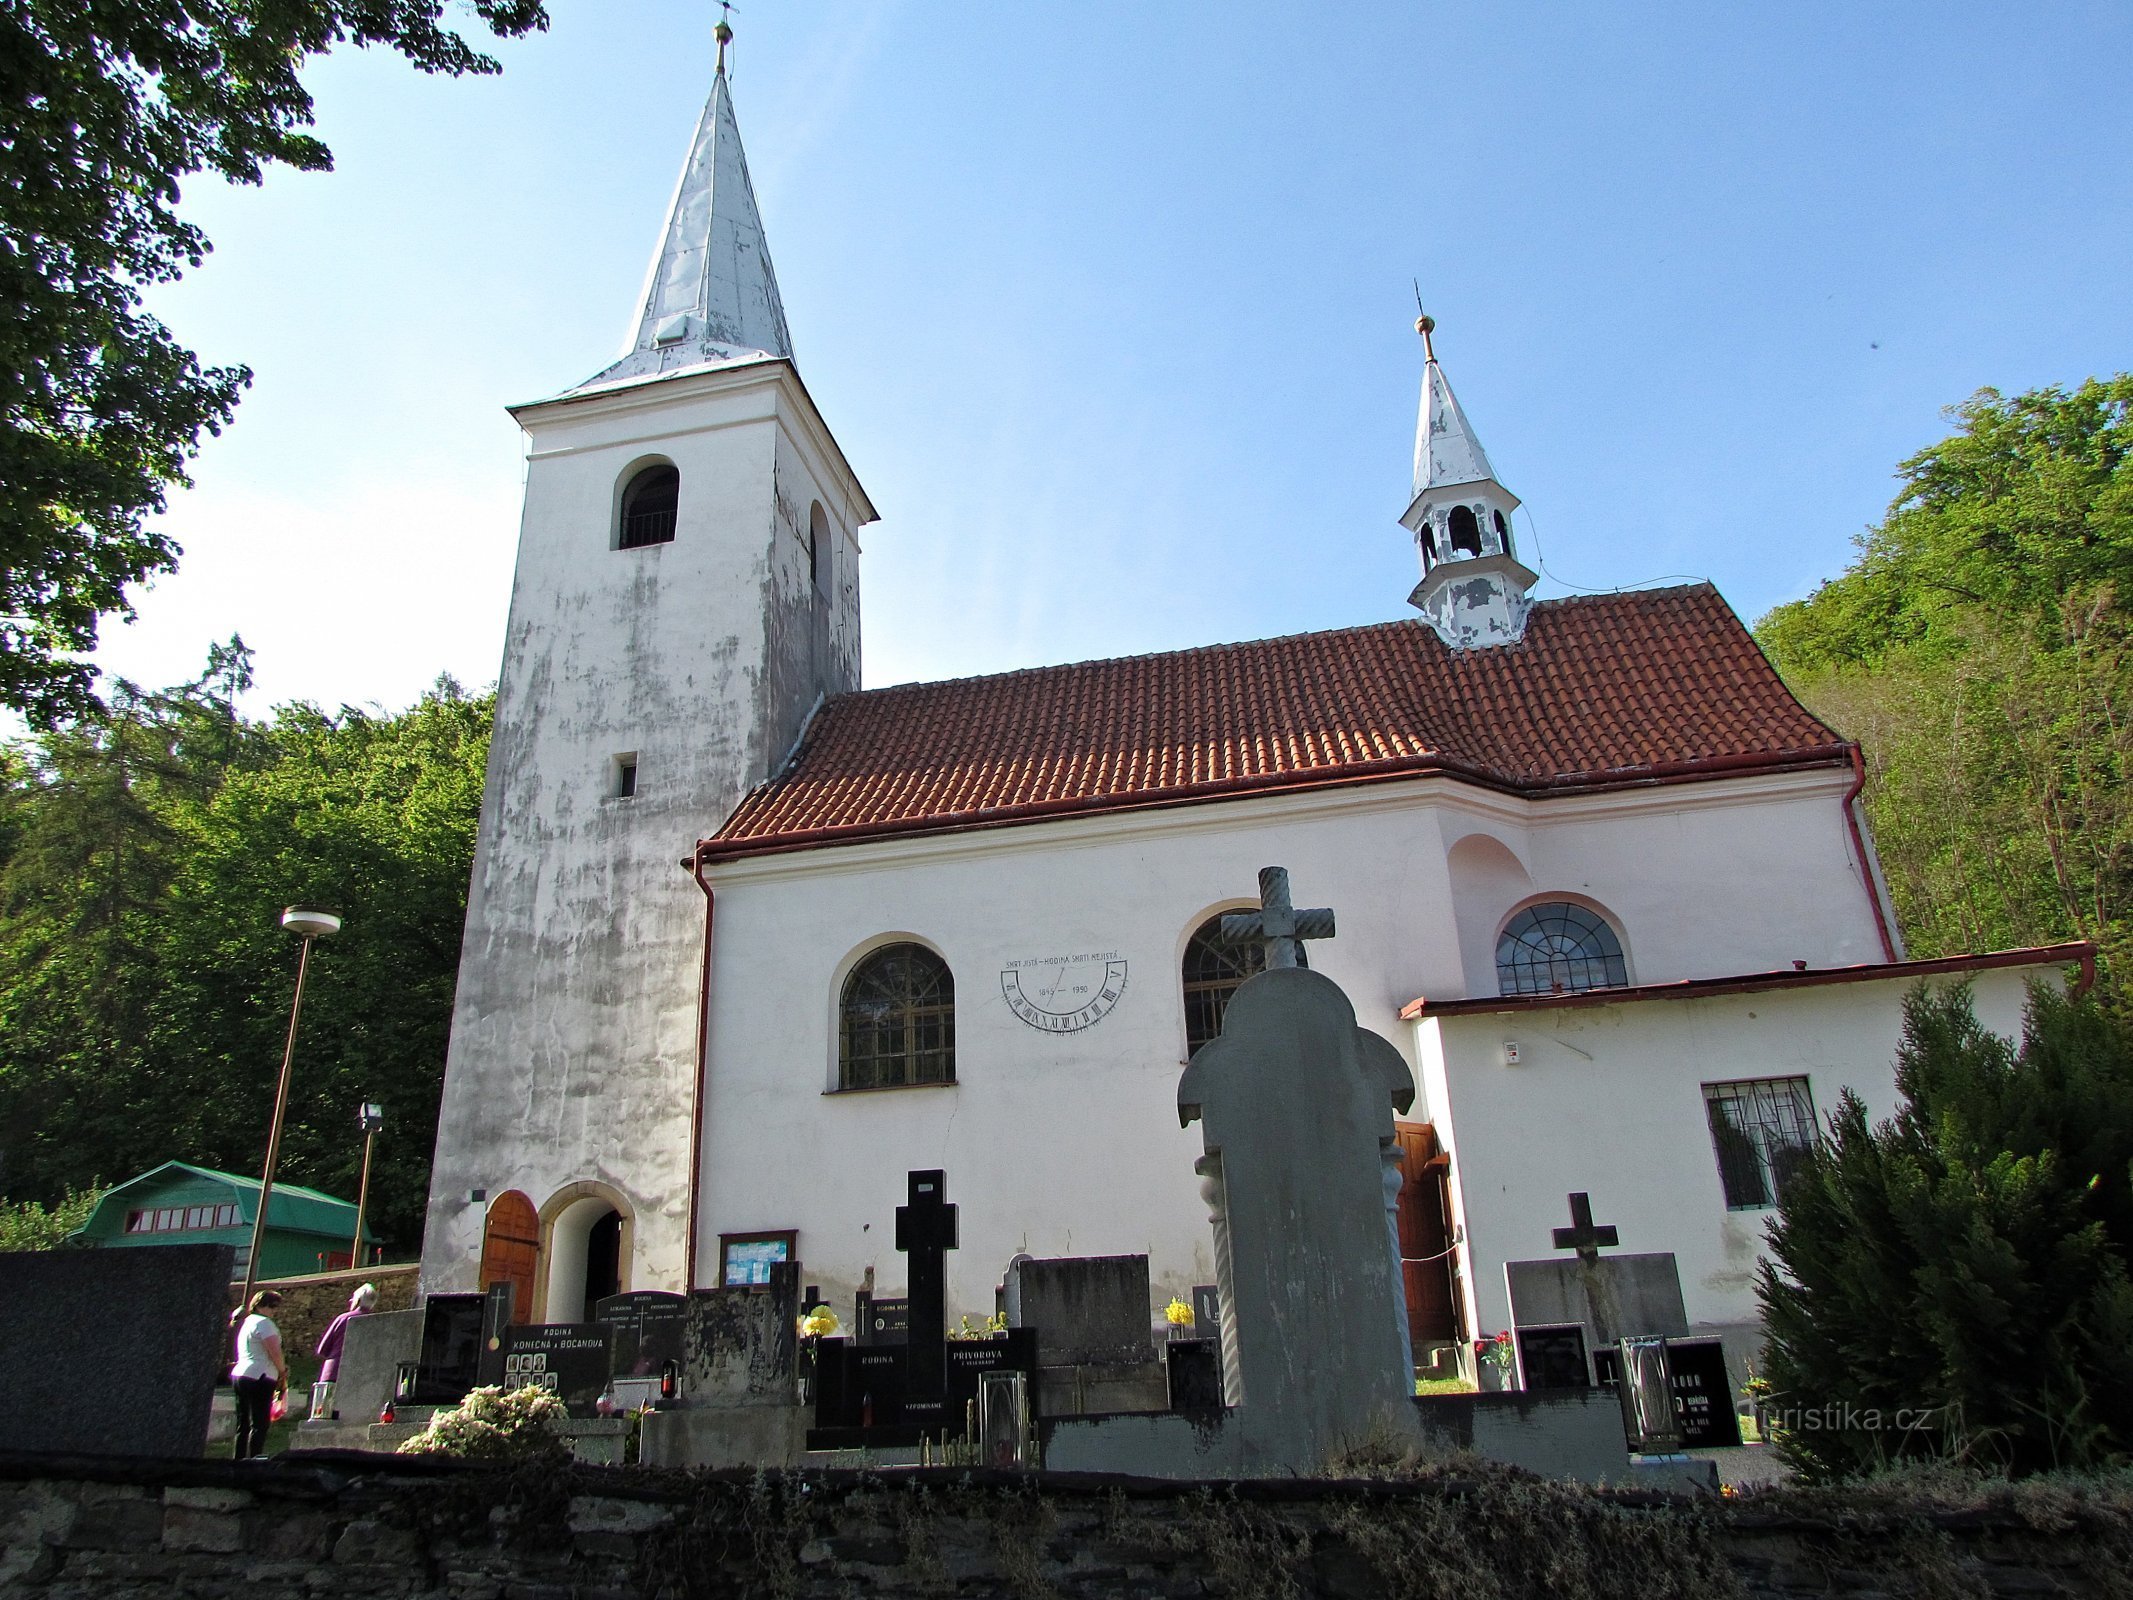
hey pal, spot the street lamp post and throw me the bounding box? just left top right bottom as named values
left=349, top=1102, right=384, bottom=1270
left=239, top=905, right=342, bottom=1311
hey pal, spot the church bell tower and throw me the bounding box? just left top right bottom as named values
left=1401, top=314, right=1535, bottom=648
left=420, top=24, right=876, bottom=1316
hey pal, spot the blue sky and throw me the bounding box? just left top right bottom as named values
left=104, top=1, right=2132, bottom=714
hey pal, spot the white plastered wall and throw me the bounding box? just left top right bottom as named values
left=693, top=764, right=1884, bottom=1322
left=1416, top=963, right=2057, bottom=1348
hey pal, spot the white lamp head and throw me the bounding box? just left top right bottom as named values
left=281, top=905, right=343, bottom=939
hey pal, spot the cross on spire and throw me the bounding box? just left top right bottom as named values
left=1219, top=866, right=1336, bottom=970
left=714, top=2, right=736, bottom=74
left=1551, top=1192, right=1620, bottom=1265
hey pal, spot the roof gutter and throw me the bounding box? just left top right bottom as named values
left=697, top=744, right=1856, bottom=865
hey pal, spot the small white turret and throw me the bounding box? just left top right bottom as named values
left=1401, top=314, right=1536, bottom=648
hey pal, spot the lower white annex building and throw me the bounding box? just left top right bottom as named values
left=419, top=44, right=2088, bottom=1389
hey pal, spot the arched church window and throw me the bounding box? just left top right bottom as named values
left=1448, top=504, right=1483, bottom=557
left=839, top=943, right=956, bottom=1090
left=1495, top=902, right=1629, bottom=996
left=1182, top=913, right=1267, bottom=1058
left=619, top=465, right=679, bottom=550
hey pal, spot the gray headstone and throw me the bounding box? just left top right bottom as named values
left=1505, top=1255, right=1689, bottom=1345
left=1008, top=1255, right=1153, bottom=1366
left=682, top=1265, right=798, bottom=1407
left=595, top=1290, right=688, bottom=1378
left=0, top=1243, right=231, bottom=1458
left=328, top=1307, right=423, bottom=1424
left=1178, top=964, right=1418, bottom=1468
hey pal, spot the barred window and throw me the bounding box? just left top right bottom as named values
left=1703, top=1078, right=1817, bottom=1210
left=619, top=464, right=679, bottom=549
left=839, top=944, right=955, bottom=1090
left=1182, top=913, right=1266, bottom=1059
left=1495, top=902, right=1628, bottom=995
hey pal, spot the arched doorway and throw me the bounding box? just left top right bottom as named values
left=536, top=1183, right=634, bottom=1323
left=477, top=1191, right=539, bottom=1325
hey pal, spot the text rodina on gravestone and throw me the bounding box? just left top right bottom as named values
left=1179, top=866, right=1420, bottom=1467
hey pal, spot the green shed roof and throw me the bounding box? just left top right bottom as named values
left=77, top=1161, right=376, bottom=1241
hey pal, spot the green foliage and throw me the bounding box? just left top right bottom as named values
left=1759, top=983, right=2133, bottom=1479
left=1756, top=377, right=2133, bottom=998
left=0, top=1, right=546, bottom=725
left=395, top=1383, right=567, bottom=1462
left=0, top=1185, right=102, bottom=1251
left=0, top=642, right=490, bottom=1250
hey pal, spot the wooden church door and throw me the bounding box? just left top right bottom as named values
left=1395, top=1124, right=1461, bottom=1344
left=478, top=1190, right=540, bottom=1325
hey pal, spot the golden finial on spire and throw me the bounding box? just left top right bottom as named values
left=1412, top=280, right=1437, bottom=361
left=715, top=1, right=736, bottom=73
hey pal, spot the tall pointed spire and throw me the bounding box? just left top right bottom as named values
left=1399, top=311, right=1536, bottom=649
left=576, top=24, right=792, bottom=391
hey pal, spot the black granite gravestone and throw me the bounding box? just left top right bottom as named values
left=498, top=1324, right=617, bottom=1417
left=1592, top=1338, right=1740, bottom=1449
left=896, top=1170, right=956, bottom=1397
left=477, top=1281, right=514, bottom=1386
left=595, top=1290, right=688, bottom=1378
left=1165, top=1338, right=1224, bottom=1416
left=408, top=1293, right=485, bottom=1403
left=854, top=1293, right=908, bottom=1345
left=1515, top=1324, right=1592, bottom=1389
left=0, top=1243, right=231, bottom=1458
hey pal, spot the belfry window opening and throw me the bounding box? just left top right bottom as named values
left=1448, top=504, right=1483, bottom=558
left=1492, top=509, right=1510, bottom=552
left=619, top=465, right=679, bottom=549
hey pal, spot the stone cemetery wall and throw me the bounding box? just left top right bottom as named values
left=0, top=1244, right=231, bottom=1460
left=225, top=1265, right=419, bottom=1371
left=4, top=1451, right=2129, bottom=1598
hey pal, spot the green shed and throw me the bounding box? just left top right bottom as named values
left=71, top=1162, right=378, bottom=1280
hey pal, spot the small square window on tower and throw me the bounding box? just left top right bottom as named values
left=613, top=753, right=639, bottom=800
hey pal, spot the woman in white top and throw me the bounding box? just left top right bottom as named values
left=230, top=1290, right=288, bottom=1459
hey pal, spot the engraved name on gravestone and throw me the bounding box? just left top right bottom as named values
left=1179, top=866, right=1419, bottom=1467
left=498, top=1324, right=617, bottom=1417
left=595, top=1290, right=688, bottom=1378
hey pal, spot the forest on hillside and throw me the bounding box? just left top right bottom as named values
left=1757, top=374, right=2133, bottom=1001
left=0, top=647, right=490, bottom=1251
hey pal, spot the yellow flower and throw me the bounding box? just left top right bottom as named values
left=1164, top=1298, right=1195, bottom=1327
left=799, top=1307, right=839, bottom=1339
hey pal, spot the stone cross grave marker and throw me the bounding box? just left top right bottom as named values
left=1551, top=1192, right=1624, bottom=1343
left=895, top=1168, right=957, bottom=1398
left=1180, top=867, right=1418, bottom=1469
left=1218, top=866, right=1335, bottom=970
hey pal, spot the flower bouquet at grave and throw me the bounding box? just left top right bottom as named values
left=952, top=1311, right=1008, bottom=1340
left=1474, top=1330, right=1516, bottom=1372
left=1164, top=1298, right=1195, bottom=1337
left=395, top=1384, right=568, bottom=1463
left=797, top=1306, right=840, bottom=1340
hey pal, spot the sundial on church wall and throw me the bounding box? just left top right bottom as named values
left=1000, top=951, right=1129, bottom=1033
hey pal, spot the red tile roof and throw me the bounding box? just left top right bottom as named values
left=703, top=584, right=1847, bottom=861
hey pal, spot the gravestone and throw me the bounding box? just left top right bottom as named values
left=896, top=1170, right=956, bottom=1399
left=477, top=1280, right=514, bottom=1386
left=321, top=1307, right=422, bottom=1425
left=1191, top=1284, right=1220, bottom=1337
left=853, top=1292, right=908, bottom=1345
left=1165, top=1340, right=1224, bottom=1415
left=498, top=1323, right=617, bottom=1417
left=1505, top=1254, right=1690, bottom=1346
left=0, top=1243, right=231, bottom=1458
left=1178, top=866, right=1420, bottom=1466
left=1594, top=1338, right=1740, bottom=1449
left=681, top=1262, right=798, bottom=1404
left=1515, top=1324, right=1592, bottom=1389
left=1009, top=1255, right=1154, bottom=1367
left=405, top=1292, right=485, bottom=1403
left=596, top=1289, right=688, bottom=1379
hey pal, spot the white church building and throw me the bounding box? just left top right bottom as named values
left=419, top=50, right=2087, bottom=1387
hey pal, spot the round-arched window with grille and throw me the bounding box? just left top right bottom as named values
left=1494, top=903, right=1628, bottom=996
left=839, top=943, right=955, bottom=1090
left=1181, top=913, right=1266, bottom=1058
left=618, top=464, right=679, bottom=549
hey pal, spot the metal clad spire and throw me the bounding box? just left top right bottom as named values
left=1410, top=312, right=1498, bottom=500
left=575, top=19, right=793, bottom=392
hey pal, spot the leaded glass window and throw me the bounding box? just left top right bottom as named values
left=1182, top=913, right=1266, bottom=1058
left=1703, top=1078, right=1817, bottom=1209
left=1494, top=902, right=1629, bottom=995
left=839, top=943, right=955, bottom=1090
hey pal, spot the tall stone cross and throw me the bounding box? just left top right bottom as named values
left=1219, top=866, right=1336, bottom=970
left=1551, top=1191, right=1626, bottom=1345
left=895, top=1169, right=958, bottom=1397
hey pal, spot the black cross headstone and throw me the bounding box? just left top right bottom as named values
left=895, top=1169, right=958, bottom=1397
left=1218, top=866, right=1336, bottom=970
